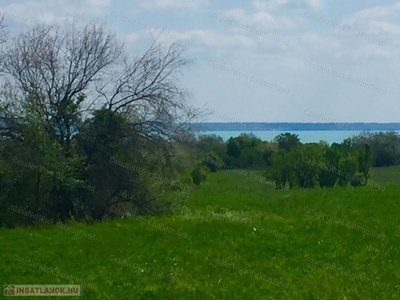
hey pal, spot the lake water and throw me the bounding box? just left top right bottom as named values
left=199, top=130, right=400, bottom=144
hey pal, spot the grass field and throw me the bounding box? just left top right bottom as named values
left=1, top=168, right=399, bottom=299
left=371, top=166, right=400, bottom=184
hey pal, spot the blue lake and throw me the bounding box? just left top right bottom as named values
left=198, top=130, right=400, bottom=144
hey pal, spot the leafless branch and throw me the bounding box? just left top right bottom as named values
left=1, top=21, right=123, bottom=145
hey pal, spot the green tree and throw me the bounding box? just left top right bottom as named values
left=0, top=21, right=200, bottom=225
left=227, top=138, right=241, bottom=158
left=203, top=152, right=223, bottom=172
left=268, top=149, right=297, bottom=189
left=274, top=132, right=301, bottom=152
left=351, top=131, right=400, bottom=167
left=293, top=144, right=322, bottom=188
left=225, top=134, right=269, bottom=169
left=269, top=150, right=288, bottom=189
left=196, top=135, right=225, bottom=159
left=357, top=144, right=372, bottom=185
left=337, top=155, right=359, bottom=187
left=318, top=144, right=341, bottom=187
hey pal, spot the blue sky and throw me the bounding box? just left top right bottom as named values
left=1, top=0, right=399, bottom=122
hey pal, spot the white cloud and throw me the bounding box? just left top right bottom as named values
left=350, top=2, right=400, bottom=21
left=85, top=0, right=111, bottom=8
left=304, top=0, right=322, bottom=9
left=2, top=0, right=110, bottom=26
left=122, top=27, right=255, bottom=49
left=338, top=2, right=400, bottom=36
left=187, top=30, right=254, bottom=48
left=125, top=32, right=141, bottom=43
left=252, top=0, right=322, bottom=11
left=221, top=8, right=294, bottom=30
left=138, top=0, right=208, bottom=10
left=348, top=44, right=394, bottom=60
left=333, top=2, right=400, bottom=49
left=372, top=21, right=400, bottom=35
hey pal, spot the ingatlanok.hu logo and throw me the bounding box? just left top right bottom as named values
left=3, top=285, right=82, bottom=296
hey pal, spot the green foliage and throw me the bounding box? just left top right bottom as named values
left=274, top=132, right=301, bottom=152
left=268, top=144, right=325, bottom=189
left=203, top=152, right=223, bottom=172
left=318, top=144, right=341, bottom=188
left=224, top=133, right=275, bottom=169
left=269, top=150, right=289, bottom=189
left=293, top=144, right=323, bottom=188
left=337, top=155, right=359, bottom=187
left=357, top=144, right=372, bottom=185
left=0, top=22, right=200, bottom=227
left=191, top=164, right=209, bottom=185
left=318, top=166, right=338, bottom=188
left=351, top=131, right=400, bottom=167
left=195, top=135, right=225, bottom=159
left=0, top=101, right=194, bottom=226
left=226, top=138, right=241, bottom=158
left=350, top=172, right=364, bottom=187
left=266, top=139, right=373, bottom=190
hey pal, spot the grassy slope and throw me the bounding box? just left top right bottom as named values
left=1, top=169, right=399, bottom=299
left=371, top=166, right=400, bottom=185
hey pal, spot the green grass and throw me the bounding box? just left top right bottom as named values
left=371, top=165, right=400, bottom=184
left=1, top=169, right=399, bottom=299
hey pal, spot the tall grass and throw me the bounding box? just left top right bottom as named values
left=1, top=169, right=398, bottom=299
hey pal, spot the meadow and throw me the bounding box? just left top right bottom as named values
left=1, top=167, right=399, bottom=299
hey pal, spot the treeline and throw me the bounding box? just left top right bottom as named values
left=195, top=122, right=400, bottom=131
left=190, top=131, right=399, bottom=189
left=267, top=136, right=372, bottom=189
left=350, top=131, right=400, bottom=167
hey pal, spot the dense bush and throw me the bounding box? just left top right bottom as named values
left=203, top=152, right=223, bottom=172
left=266, top=139, right=372, bottom=190
left=195, top=135, right=226, bottom=160
left=351, top=131, right=400, bottom=167
left=191, top=164, right=209, bottom=185
left=224, top=133, right=275, bottom=169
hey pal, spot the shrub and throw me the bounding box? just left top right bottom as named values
left=191, top=165, right=209, bottom=185
left=203, top=152, right=223, bottom=172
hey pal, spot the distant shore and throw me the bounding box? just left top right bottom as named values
left=190, top=122, right=400, bottom=132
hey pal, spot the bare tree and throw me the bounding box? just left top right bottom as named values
left=0, top=20, right=206, bottom=221
left=1, top=22, right=123, bottom=151
left=0, top=16, right=20, bottom=141
left=0, top=14, right=7, bottom=56
left=1, top=21, right=202, bottom=149
left=95, top=40, right=201, bottom=142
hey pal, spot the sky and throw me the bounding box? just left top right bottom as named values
left=1, top=0, right=399, bottom=122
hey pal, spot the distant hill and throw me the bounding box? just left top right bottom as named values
left=190, top=123, right=400, bottom=131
